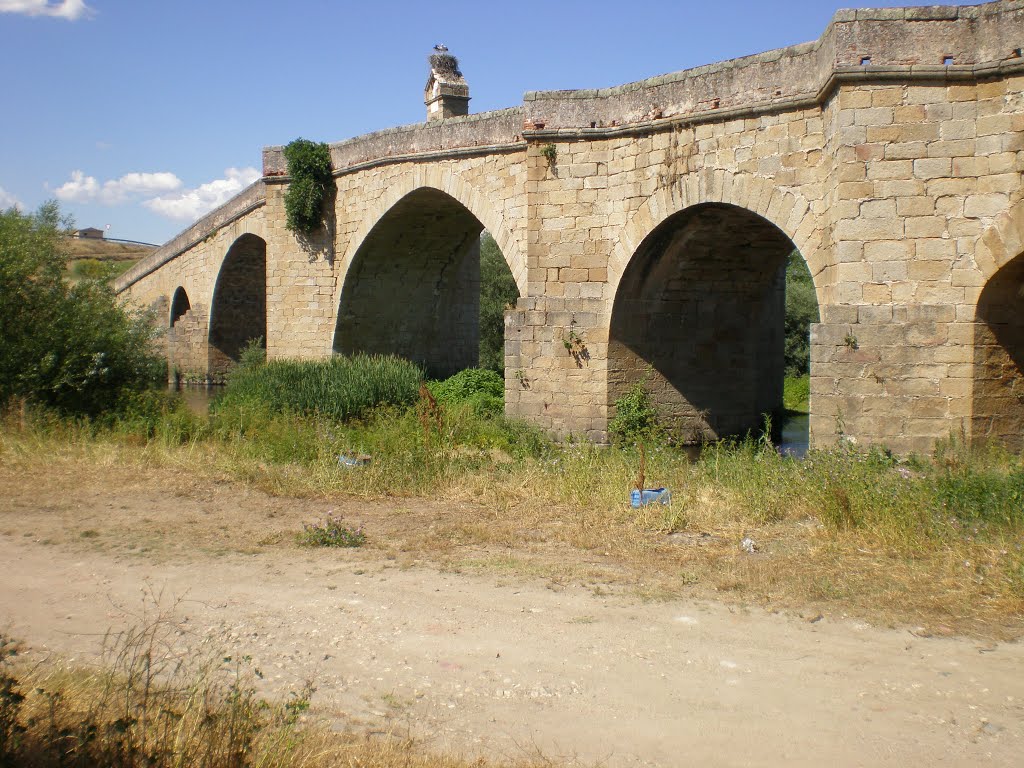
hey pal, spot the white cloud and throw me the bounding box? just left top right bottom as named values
left=143, top=167, right=261, bottom=222
left=55, top=169, right=182, bottom=205
left=0, top=185, right=22, bottom=210
left=0, top=1, right=94, bottom=20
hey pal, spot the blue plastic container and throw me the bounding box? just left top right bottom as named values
left=630, top=487, right=671, bottom=508
left=338, top=453, right=371, bottom=468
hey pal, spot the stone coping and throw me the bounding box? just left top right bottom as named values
left=523, top=0, right=1023, bottom=130
left=262, top=107, right=526, bottom=177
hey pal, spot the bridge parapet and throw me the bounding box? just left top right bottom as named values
left=523, top=0, right=1024, bottom=133
left=115, top=180, right=266, bottom=293
left=262, top=107, right=526, bottom=177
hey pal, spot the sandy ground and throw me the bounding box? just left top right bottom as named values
left=1, top=461, right=1022, bottom=767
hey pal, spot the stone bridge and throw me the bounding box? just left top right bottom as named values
left=116, top=0, right=1024, bottom=454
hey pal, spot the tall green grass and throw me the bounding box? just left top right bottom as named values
left=215, top=354, right=422, bottom=422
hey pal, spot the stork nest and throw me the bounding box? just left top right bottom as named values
left=429, top=53, right=462, bottom=77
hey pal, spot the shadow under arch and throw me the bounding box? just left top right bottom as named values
left=208, top=233, right=266, bottom=377
left=605, top=171, right=825, bottom=307
left=609, top=202, right=812, bottom=442
left=169, top=286, right=191, bottom=327
left=337, top=176, right=526, bottom=298
left=972, top=246, right=1024, bottom=450
left=335, top=188, right=503, bottom=376
left=334, top=187, right=511, bottom=378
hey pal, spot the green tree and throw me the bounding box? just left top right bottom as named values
left=0, top=202, right=165, bottom=416
left=784, top=250, right=819, bottom=377
left=478, top=232, right=519, bottom=373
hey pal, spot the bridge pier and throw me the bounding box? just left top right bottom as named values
left=505, top=297, right=611, bottom=442
left=809, top=305, right=976, bottom=454
left=168, top=304, right=209, bottom=383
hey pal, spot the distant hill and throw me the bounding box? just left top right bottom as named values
left=64, top=237, right=158, bottom=284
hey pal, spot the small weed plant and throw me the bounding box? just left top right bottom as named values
left=297, top=513, right=366, bottom=548
left=608, top=383, right=662, bottom=446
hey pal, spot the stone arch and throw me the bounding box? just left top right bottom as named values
left=169, top=286, right=191, bottom=327
left=333, top=186, right=515, bottom=378
left=606, top=170, right=825, bottom=305
left=973, top=196, right=1024, bottom=283
left=608, top=199, right=815, bottom=443
left=208, top=233, right=267, bottom=378
left=966, top=197, right=1024, bottom=448
left=338, top=170, right=526, bottom=296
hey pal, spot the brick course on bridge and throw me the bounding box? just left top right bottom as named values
left=116, top=0, right=1024, bottom=454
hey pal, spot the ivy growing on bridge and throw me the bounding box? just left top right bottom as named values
left=283, top=138, right=333, bottom=235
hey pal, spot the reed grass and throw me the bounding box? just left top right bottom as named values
left=216, top=354, right=422, bottom=422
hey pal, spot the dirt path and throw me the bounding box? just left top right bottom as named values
left=1, top=463, right=1022, bottom=767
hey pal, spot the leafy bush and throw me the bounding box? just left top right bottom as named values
left=236, top=336, right=268, bottom=371
left=297, top=513, right=366, bottom=548
left=608, top=383, right=661, bottom=446
left=784, top=251, right=819, bottom=377
left=478, top=233, right=518, bottom=373
left=283, top=139, right=332, bottom=234
left=0, top=203, right=165, bottom=417
left=428, top=368, right=504, bottom=416
left=783, top=375, right=810, bottom=413
left=214, top=354, right=422, bottom=422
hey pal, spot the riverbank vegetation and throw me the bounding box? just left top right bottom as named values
left=4, top=368, right=1023, bottom=636
left=0, top=204, right=165, bottom=418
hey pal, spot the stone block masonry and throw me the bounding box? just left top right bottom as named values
left=117, top=0, right=1024, bottom=454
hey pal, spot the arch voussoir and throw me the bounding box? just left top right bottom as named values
left=607, top=171, right=821, bottom=303
left=338, top=171, right=526, bottom=298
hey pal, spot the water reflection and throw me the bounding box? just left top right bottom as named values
left=169, top=384, right=220, bottom=415
left=778, top=413, right=810, bottom=458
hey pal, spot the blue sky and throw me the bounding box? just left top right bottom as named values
left=2, top=0, right=934, bottom=244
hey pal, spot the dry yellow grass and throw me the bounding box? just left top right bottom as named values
left=0, top=629, right=552, bottom=768
left=2, top=419, right=1022, bottom=639
left=63, top=237, right=156, bottom=261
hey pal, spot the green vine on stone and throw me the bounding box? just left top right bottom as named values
left=283, top=138, right=332, bottom=234
left=540, top=143, right=557, bottom=165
